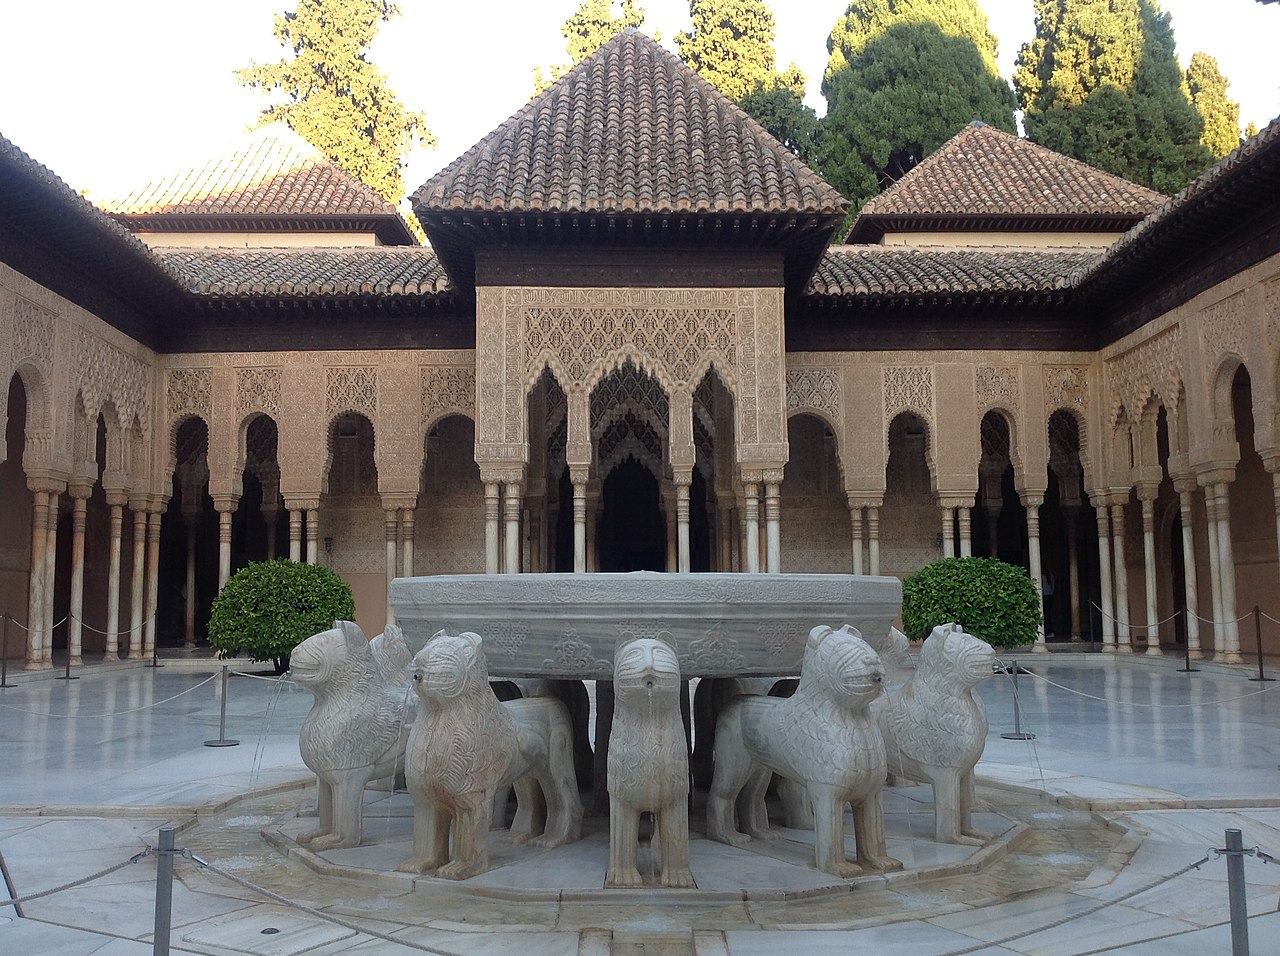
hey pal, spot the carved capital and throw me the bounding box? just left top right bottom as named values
left=67, top=479, right=96, bottom=501
left=26, top=473, right=68, bottom=496
left=211, top=494, right=240, bottom=515
left=284, top=496, right=321, bottom=512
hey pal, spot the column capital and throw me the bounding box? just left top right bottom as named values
left=284, top=496, right=321, bottom=511
left=479, top=465, right=524, bottom=485
left=1019, top=493, right=1044, bottom=510
left=1133, top=479, right=1161, bottom=503
left=67, top=479, right=96, bottom=501
left=937, top=495, right=973, bottom=510
left=26, top=474, right=67, bottom=496
left=104, top=489, right=130, bottom=508
left=379, top=493, right=418, bottom=511
left=1194, top=462, right=1237, bottom=489
left=845, top=494, right=883, bottom=510
left=211, top=494, right=240, bottom=515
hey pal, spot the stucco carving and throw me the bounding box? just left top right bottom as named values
left=12, top=295, right=55, bottom=370
left=1200, top=292, right=1250, bottom=368
left=786, top=366, right=841, bottom=417
left=326, top=366, right=378, bottom=416
left=1043, top=365, right=1089, bottom=410
left=1107, top=325, right=1183, bottom=422
left=883, top=365, right=933, bottom=422
left=421, top=365, right=476, bottom=427
left=1264, top=277, right=1280, bottom=348
left=606, top=636, right=693, bottom=888
left=975, top=366, right=1018, bottom=414
left=290, top=621, right=417, bottom=851
left=874, top=623, right=994, bottom=846
left=166, top=367, right=212, bottom=417
left=236, top=367, right=282, bottom=417
left=399, top=630, right=582, bottom=880
left=706, top=624, right=902, bottom=878
left=73, top=328, right=150, bottom=431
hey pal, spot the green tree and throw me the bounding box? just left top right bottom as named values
left=1186, top=52, right=1241, bottom=159
left=902, top=557, right=1042, bottom=650
left=237, top=0, right=433, bottom=208
left=534, top=0, right=649, bottom=94
left=675, top=0, right=804, bottom=103
left=1014, top=0, right=1211, bottom=193
left=1244, top=121, right=1260, bottom=144
left=739, top=80, right=820, bottom=167
left=820, top=1, right=1016, bottom=209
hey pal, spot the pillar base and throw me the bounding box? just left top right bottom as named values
left=1032, top=642, right=1048, bottom=654
left=1101, top=644, right=1117, bottom=653
left=1143, top=644, right=1162, bottom=657
left=24, top=659, right=52, bottom=671
left=1222, top=651, right=1245, bottom=665
left=1187, top=647, right=1204, bottom=660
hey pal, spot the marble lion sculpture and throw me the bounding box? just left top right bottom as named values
left=874, top=622, right=995, bottom=846
left=290, top=621, right=418, bottom=851
left=398, top=630, right=583, bottom=881
left=707, top=624, right=902, bottom=878
left=606, top=635, right=694, bottom=888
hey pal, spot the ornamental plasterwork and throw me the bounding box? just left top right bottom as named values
left=326, top=366, right=377, bottom=417
left=166, top=368, right=212, bottom=417
left=786, top=367, right=841, bottom=418
left=1106, top=325, right=1183, bottom=421
left=1264, top=277, right=1280, bottom=348
left=73, top=328, right=150, bottom=430
left=12, top=295, right=55, bottom=370
left=235, top=367, right=282, bottom=418
left=882, top=365, right=934, bottom=423
left=420, top=366, right=476, bottom=426
left=1043, top=366, right=1089, bottom=410
left=975, top=366, right=1019, bottom=414
left=1199, top=292, right=1250, bottom=369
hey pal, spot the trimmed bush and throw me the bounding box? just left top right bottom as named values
left=208, top=560, right=355, bottom=671
left=901, top=557, right=1042, bottom=650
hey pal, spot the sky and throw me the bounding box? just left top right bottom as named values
left=1, top=0, right=1277, bottom=203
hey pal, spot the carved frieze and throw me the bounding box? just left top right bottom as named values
left=420, top=365, right=476, bottom=426
left=975, top=366, right=1018, bottom=414
left=236, top=367, right=282, bottom=418
left=786, top=366, right=841, bottom=417
left=1106, top=325, right=1182, bottom=419
left=73, top=328, right=150, bottom=430
left=326, top=366, right=377, bottom=417
left=1043, top=365, right=1089, bottom=410
left=883, top=365, right=933, bottom=422
left=167, top=367, right=212, bottom=417
left=12, top=296, right=55, bottom=370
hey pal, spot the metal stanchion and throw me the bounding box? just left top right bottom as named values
left=1177, top=608, right=1199, bottom=673
left=1223, top=828, right=1251, bottom=956
left=145, top=630, right=163, bottom=669
left=55, top=634, right=79, bottom=681
left=1, top=615, right=10, bottom=689
left=1249, top=606, right=1273, bottom=683
left=153, top=826, right=176, bottom=956
left=1000, top=660, right=1036, bottom=740
left=204, top=665, right=240, bottom=747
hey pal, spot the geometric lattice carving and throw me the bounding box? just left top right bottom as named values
left=883, top=366, right=933, bottom=420
left=1201, top=292, right=1249, bottom=367
left=975, top=366, right=1018, bottom=413
left=590, top=361, right=671, bottom=425
left=12, top=296, right=55, bottom=367
left=74, top=328, right=150, bottom=429
left=1043, top=365, right=1089, bottom=410
left=167, top=367, right=212, bottom=416
left=236, top=367, right=282, bottom=417
left=1107, top=325, right=1182, bottom=420
left=786, top=367, right=841, bottom=416
left=1265, top=278, right=1280, bottom=350
left=326, top=366, right=377, bottom=416
left=420, top=365, right=476, bottom=426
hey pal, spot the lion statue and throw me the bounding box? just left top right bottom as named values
left=707, top=624, right=902, bottom=878
left=290, top=621, right=418, bottom=850
left=874, top=622, right=995, bottom=846
left=606, top=635, right=694, bottom=888
left=398, top=630, right=582, bottom=881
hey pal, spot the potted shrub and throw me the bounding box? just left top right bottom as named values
left=901, top=556, right=1042, bottom=650
left=208, top=560, right=355, bottom=673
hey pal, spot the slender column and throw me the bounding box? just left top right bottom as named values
left=848, top=498, right=864, bottom=575
left=764, top=479, right=781, bottom=574
left=675, top=478, right=691, bottom=573
left=867, top=505, right=881, bottom=575
left=1111, top=502, right=1131, bottom=650
left=104, top=493, right=125, bottom=660
left=401, top=508, right=415, bottom=578
left=288, top=509, right=302, bottom=562
left=41, top=492, right=59, bottom=664
left=1095, top=507, right=1116, bottom=650
left=384, top=508, right=399, bottom=624
left=67, top=489, right=91, bottom=667
left=305, top=509, right=319, bottom=565
left=743, top=482, right=761, bottom=573
left=1064, top=506, right=1081, bottom=640
left=213, top=498, right=236, bottom=591
left=183, top=512, right=198, bottom=648
left=958, top=507, right=973, bottom=557
left=504, top=481, right=522, bottom=574
left=717, top=502, right=733, bottom=572
left=263, top=504, right=278, bottom=561
left=25, top=490, right=50, bottom=669
left=1174, top=477, right=1201, bottom=657
left=986, top=510, right=1000, bottom=559
left=1205, top=491, right=1225, bottom=659
left=128, top=506, right=146, bottom=659
left=571, top=476, right=587, bottom=574
left=737, top=510, right=748, bottom=573
left=1138, top=489, right=1161, bottom=656
left=1214, top=482, right=1242, bottom=662
left=484, top=482, right=500, bottom=574
left=144, top=508, right=162, bottom=658
left=1025, top=496, right=1046, bottom=651
left=941, top=506, right=955, bottom=558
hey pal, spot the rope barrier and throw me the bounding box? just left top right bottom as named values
left=0, top=851, right=148, bottom=907
left=0, top=674, right=217, bottom=719
left=1258, top=609, right=1280, bottom=628
left=67, top=613, right=153, bottom=636
left=1190, top=608, right=1255, bottom=626
left=1087, top=602, right=1182, bottom=629
left=6, top=614, right=70, bottom=633
left=1022, top=669, right=1278, bottom=708
left=230, top=670, right=295, bottom=685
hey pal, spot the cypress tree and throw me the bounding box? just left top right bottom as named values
left=1186, top=52, right=1241, bottom=160
left=534, top=0, right=649, bottom=94
left=675, top=0, right=802, bottom=103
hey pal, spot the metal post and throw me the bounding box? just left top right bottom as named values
left=1249, top=606, right=1273, bottom=682
left=1225, top=828, right=1250, bottom=956
left=1000, top=661, right=1035, bottom=740
left=1177, top=608, right=1199, bottom=673
left=204, top=666, right=239, bottom=747
left=1, top=615, right=9, bottom=688
left=56, top=631, right=80, bottom=681
left=153, top=826, right=176, bottom=956
left=146, top=625, right=163, bottom=669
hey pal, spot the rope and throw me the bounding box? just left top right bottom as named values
left=231, top=671, right=295, bottom=685
left=934, top=854, right=1211, bottom=956
left=1258, top=610, right=1280, bottom=628
left=67, top=613, right=152, bottom=636
left=0, top=674, right=216, bottom=718
left=192, top=857, right=465, bottom=956
left=7, top=614, right=70, bottom=633
left=1190, top=609, right=1255, bottom=626
left=1023, top=669, right=1278, bottom=708
left=1088, top=602, right=1182, bottom=629
left=0, top=852, right=148, bottom=907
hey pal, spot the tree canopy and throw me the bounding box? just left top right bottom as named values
left=534, top=0, right=649, bottom=94
left=1013, top=0, right=1212, bottom=194
left=237, top=0, right=433, bottom=207
left=820, top=0, right=1016, bottom=209
left=674, top=0, right=803, bottom=103
left=739, top=78, right=821, bottom=168
left=1186, top=51, right=1241, bottom=159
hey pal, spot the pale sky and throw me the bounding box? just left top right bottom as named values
left=1, top=0, right=1276, bottom=203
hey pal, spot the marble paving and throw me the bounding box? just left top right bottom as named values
left=1, top=651, right=1279, bottom=954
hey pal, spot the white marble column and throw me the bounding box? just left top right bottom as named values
left=483, top=482, right=501, bottom=574
left=941, top=506, right=955, bottom=558
left=1213, top=483, right=1243, bottom=662
left=717, top=501, right=733, bottom=572
left=867, top=505, right=881, bottom=575
left=1110, top=502, right=1131, bottom=650
left=1024, top=495, right=1046, bottom=651
left=1137, top=488, right=1161, bottom=656
left=1204, top=490, right=1225, bottom=659
left=42, top=491, right=59, bottom=665
left=743, top=482, right=761, bottom=573
left=25, top=489, right=50, bottom=669
left=764, top=479, right=781, bottom=574
left=1064, top=506, right=1081, bottom=640
left=288, top=509, right=303, bottom=562
left=67, top=488, right=91, bottom=667
left=572, top=476, right=587, bottom=574
left=676, top=477, right=691, bottom=573
left=384, top=508, right=399, bottom=624
left=1173, top=476, right=1201, bottom=657
left=504, top=481, right=522, bottom=574
left=182, top=509, right=198, bottom=648
left=263, top=504, right=278, bottom=561
left=1095, top=506, right=1116, bottom=650
left=958, top=507, right=973, bottom=557
left=104, top=492, right=125, bottom=660
left=128, top=505, right=146, bottom=659
left=214, top=497, right=236, bottom=591
left=848, top=498, right=864, bottom=575
left=401, top=508, right=415, bottom=578
left=305, top=508, right=319, bottom=565
left=144, top=508, right=162, bottom=658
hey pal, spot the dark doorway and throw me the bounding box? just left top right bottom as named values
left=599, top=460, right=665, bottom=571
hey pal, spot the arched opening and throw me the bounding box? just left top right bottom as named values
left=692, top=369, right=734, bottom=572
left=320, top=411, right=382, bottom=636
left=234, top=415, right=285, bottom=565
left=781, top=413, right=849, bottom=572
left=1, top=374, right=32, bottom=662
left=1045, top=409, right=1100, bottom=642
left=529, top=369, right=567, bottom=573
left=417, top=414, right=484, bottom=574
left=882, top=411, right=940, bottom=576
left=599, top=459, right=665, bottom=571
left=1226, top=366, right=1278, bottom=652
left=973, top=411, right=1027, bottom=566
left=159, top=417, right=216, bottom=649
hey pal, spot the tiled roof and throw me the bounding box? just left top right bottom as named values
left=413, top=31, right=846, bottom=217
left=102, top=125, right=415, bottom=243
left=810, top=246, right=1099, bottom=297
left=160, top=247, right=450, bottom=297
left=847, top=122, right=1165, bottom=241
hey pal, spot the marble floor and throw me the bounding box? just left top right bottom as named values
left=1, top=649, right=1278, bottom=954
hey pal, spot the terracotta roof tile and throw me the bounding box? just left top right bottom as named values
left=412, top=31, right=845, bottom=217
left=160, top=247, right=450, bottom=297
left=810, top=246, right=1099, bottom=296
left=848, top=122, right=1166, bottom=241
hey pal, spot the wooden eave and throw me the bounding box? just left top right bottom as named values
left=845, top=212, right=1149, bottom=244
left=112, top=212, right=417, bottom=246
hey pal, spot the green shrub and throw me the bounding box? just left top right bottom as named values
left=208, top=560, right=355, bottom=671
left=901, top=557, right=1042, bottom=649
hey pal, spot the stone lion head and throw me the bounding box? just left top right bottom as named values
left=412, top=630, right=488, bottom=701
left=801, top=624, right=885, bottom=708
left=289, top=620, right=369, bottom=691
left=613, top=635, right=681, bottom=700
left=920, top=623, right=995, bottom=688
